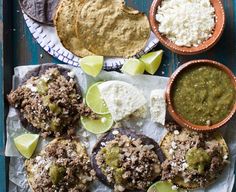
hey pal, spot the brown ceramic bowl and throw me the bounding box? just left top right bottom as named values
left=166, top=60, right=236, bottom=131
left=149, top=0, right=225, bottom=55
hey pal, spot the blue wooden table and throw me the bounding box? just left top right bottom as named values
left=0, top=0, right=236, bottom=191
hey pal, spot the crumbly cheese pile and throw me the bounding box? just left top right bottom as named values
left=150, top=89, right=166, bottom=125
left=156, top=0, right=215, bottom=47
left=98, top=81, right=147, bottom=121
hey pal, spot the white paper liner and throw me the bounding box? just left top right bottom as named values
left=5, top=65, right=236, bottom=192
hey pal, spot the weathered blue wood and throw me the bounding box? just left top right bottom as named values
left=0, top=0, right=7, bottom=190
left=0, top=0, right=235, bottom=191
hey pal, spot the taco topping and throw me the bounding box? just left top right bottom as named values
left=8, top=67, right=86, bottom=137
left=25, top=138, right=95, bottom=191
left=95, top=132, right=161, bottom=191
left=172, top=65, right=236, bottom=126
left=161, top=128, right=229, bottom=187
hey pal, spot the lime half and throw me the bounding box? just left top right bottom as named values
left=79, top=55, right=104, bottom=77
left=121, top=58, right=145, bottom=75
left=86, top=82, right=109, bottom=114
left=140, top=50, right=163, bottom=75
left=147, top=181, right=182, bottom=192
left=81, top=113, right=113, bottom=134
left=14, top=134, right=39, bottom=159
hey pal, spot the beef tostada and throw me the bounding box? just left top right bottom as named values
left=25, top=137, right=95, bottom=191
left=91, top=128, right=165, bottom=192
left=160, top=125, right=229, bottom=189
left=8, top=64, right=84, bottom=137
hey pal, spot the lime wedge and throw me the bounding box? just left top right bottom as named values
left=140, top=50, right=163, bottom=75
left=86, top=82, right=109, bottom=114
left=81, top=113, right=113, bottom=134
left=79, top=56, right=104, bottom=77
left=147, top=181, right=181, bottom=192
left=14, top=134, right=39, bottom=159
left=121, top=58, right=145, bottom=75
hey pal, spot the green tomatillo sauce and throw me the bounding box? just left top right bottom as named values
left=172, top=65, right=235, bottom=126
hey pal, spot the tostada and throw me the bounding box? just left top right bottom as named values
left=160, top=123, right=229, bottom=189
left=25, top=137, right=95, bottom=191
left=91, top=128, right=165, bottom=192
left=8, top=64, right=85, bottom=137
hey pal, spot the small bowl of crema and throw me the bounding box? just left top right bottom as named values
left=149, top=0, right=225, bottom=55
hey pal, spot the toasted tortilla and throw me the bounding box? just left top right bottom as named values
left=11, top=64, right=82, bottom=135
left=91, top=128, right=165, bottom=192
left=75, top=0, right=151, bottom=57
left=160, top=128, right=229, bottom=189
left=19, top=0, right=59, bottom=25
left=54, top=0, right=93, bottom=57
left=25, top=137, right=91, bottom=191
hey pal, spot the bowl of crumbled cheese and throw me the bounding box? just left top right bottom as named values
left=149, top=0, right=225, bottom=55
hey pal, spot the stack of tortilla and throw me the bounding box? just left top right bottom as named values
left=54, top=0, right=151, bottom=57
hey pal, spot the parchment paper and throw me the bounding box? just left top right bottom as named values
left=5, top=65, right=236, bottom=192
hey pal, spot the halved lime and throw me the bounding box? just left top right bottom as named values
left=14, top=134, right=39, bottom=159
left=147, top=181, right=181, bottom=192
left=86, top=82, right=109, bottom=114
left=121, top=58, right=145, bottom=75
left=79, top=56, right=104, bottom=77
left=140, top=50, right=163, bottom=75
left=81, top=113, right=113, bottom=134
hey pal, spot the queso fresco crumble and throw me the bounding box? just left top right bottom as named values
left=156, top=0, right=216, bottom=47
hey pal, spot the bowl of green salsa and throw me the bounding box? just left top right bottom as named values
left=166, top=59, right=236, bottom=131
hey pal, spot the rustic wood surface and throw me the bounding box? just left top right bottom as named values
left=1, top=0, right=236, bottom=191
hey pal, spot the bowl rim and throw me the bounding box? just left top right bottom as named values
left=149, top=0, right=226, bottom=55
left=166, top=59, right=236, bottom=132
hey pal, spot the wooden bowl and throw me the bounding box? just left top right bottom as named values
left=166, top=60, right=236, bottom=131
left=149, top=0, right=225, bottom=55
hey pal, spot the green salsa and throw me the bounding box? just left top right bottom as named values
left=172, top=65, right=235, bottom=126
left=102, top=145, right=124, bottom=184
left=186, top=147, right=211, bottom=174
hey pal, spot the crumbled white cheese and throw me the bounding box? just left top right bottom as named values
left=24, top=83, right=37, bottom=92
left=223, top=155, right=228, bottom=160
left=68, top=70, right=75, bottom=78
left=98, top=81, right=147, bottom=121
left=171, top=141, right=177, bottom=149
left=171, top=185, right=179, bottom=190
left=156, top=0, right=215, bottom=47
left=112, top=130, right=119, bottom=135
left=150, top=89, right=166, bottom=125
left=171, top=162, right=177, bottom=167
left=180, top=162, right=189, bottom=171
left=169, top=148, right=174, bottom=155
left=174, top=130, right=180, bottom=135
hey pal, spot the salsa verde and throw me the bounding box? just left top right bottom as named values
left=172, top=65, right=235, bottom=126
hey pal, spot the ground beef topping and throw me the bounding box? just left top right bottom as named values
left=26, top=138, right=95, bottom=192
left=161, top=127, right=229, bottom=187
left=8, top=67, right=85, bottom=137
left=95, top=132, right=161, bottom=192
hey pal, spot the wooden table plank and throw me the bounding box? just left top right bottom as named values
left=0, top=0, right=7, bottom=191
left=1, top=0, right=236, bottom=191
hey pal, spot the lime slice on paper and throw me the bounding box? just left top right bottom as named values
left=140, top=50, right=163, bottom=75
left=14, top=134, right=39, bottom=159
left=86, top=82, right=109, bottom=114
left=79, top=55, right=104, bottom=77
left=121, top=58, right=145, bottom=75
left=147, top=181, right=183, bottom=192
left=81, top=113, right=113, bottom=134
